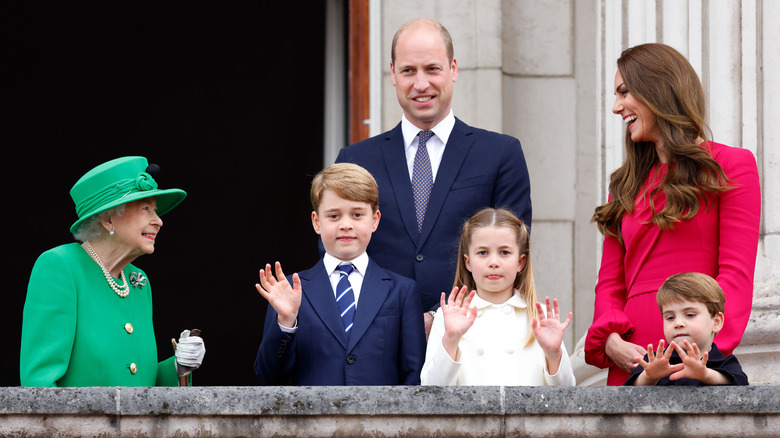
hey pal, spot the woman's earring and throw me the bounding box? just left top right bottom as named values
left=109, top=229, right=115, bottom=236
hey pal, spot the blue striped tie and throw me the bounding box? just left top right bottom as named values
left=336, top=264, right=356, bottom=335
left=412, top=130, right=434, bottom=233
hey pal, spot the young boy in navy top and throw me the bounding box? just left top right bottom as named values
left=254, top=163, right=426, bottom=385
left=625, top=272, right=748, bottom=386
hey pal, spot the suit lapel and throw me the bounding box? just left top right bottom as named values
left=380, top=124, right=420, bottom=241
left=346, top=260, right=391, bottom=352
left=299, top=262, right=349, bottom=348
left=418, top=118, right=473, bottom=245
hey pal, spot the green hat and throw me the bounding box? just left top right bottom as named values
left=69, top=156, right=187, bottom=234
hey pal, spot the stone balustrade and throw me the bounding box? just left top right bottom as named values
left=1, top=386, right=778, bottom=437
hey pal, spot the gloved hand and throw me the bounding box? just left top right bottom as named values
left=175, top=329, right=205, bottom=369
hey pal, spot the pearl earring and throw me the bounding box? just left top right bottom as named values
left=109, top=230, right=115, bottom=236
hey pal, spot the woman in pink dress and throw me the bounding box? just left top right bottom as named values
left=584, top=43, right=761, bottom=386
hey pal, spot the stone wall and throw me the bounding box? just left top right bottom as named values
left=1, top=386, right=778, bottom=437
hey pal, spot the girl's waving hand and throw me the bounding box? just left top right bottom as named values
left=532, top=296, right=572, bottom=375
left=441, top=286, right=477, bottom=360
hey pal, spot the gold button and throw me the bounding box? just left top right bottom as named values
left=124, top=323, right=134, bottom=334
left=129, top=363, right=137, bottom=374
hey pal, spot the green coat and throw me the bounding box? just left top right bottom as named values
left=20, top=243, right=179, bottom=386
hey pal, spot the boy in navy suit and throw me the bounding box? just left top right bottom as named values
left=254, top=163, right=426, bottom=385
left=624, top=272, right=748, bottom=386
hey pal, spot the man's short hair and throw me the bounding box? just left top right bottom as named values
left=391, top=19, right=454, bottom=64
left=657, top=272, right=725, bottom=316
left=310, top=163, right=379, bottom=213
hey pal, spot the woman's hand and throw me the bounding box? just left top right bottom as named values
left=440, top=286, right=477, bottom=360
left=175, top=329, right=206, bottom=369
left=605, top=332, right=647, bottom=373
left=255, top=262, right=302, bottom=328
left=532, top=297, right=572, bottom=375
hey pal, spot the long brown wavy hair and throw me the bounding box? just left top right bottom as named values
left=453, top=208, right=538, bottom=347
left=592, top=43, right=731, bottom=242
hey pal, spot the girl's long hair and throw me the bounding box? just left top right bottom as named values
left=453, top=208, right=538, bottom=347
left=592, top=43, right=731, bottom=242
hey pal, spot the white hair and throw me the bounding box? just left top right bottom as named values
left=72, top=204, right=126, bottom=242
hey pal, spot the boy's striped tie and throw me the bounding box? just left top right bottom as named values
left=336, top=264, right=356, bottom=336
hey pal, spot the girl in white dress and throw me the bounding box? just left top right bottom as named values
left=421, top=208, right=575, bottom=386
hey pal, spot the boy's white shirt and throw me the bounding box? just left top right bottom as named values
left=421, top=290, right=576, bottom=386
left=278, top=252, right=370, bottom=333
left=323, top=252, right=369, bottom=305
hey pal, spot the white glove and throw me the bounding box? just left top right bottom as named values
left=175, top=330, right=205, bottom=369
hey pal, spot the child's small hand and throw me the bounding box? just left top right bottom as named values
left=669, top=340, right=709, bottom=381
left=668, top=340, right=731, bottom=385
left=255, top=262, right=302, bottom=328
left=440, top=286, right=477, bottom=360
left=532, top=297, right=572, bottom=374
left=532, top=297, right=571, bottom=353
left=636, top=340, right=683, bottom=384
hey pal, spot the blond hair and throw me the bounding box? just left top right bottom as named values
left=310, top=163, right=379, bottom=212
left=453, top=208, right=538, bottom=347
left=657, top=272, right=725, bottom=317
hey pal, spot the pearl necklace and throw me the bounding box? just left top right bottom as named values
left=84, top=241, right=130, bottom=298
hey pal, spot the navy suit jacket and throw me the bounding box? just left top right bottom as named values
left=335, top=118, right=532, bottom=311
left=254, top=258, right=425, bottom=385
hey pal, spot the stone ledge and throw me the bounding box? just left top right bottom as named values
left=1, top=386, right=779, bottom=437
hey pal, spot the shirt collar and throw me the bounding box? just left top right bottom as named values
left=323, top=252, right=369, bottom=276
left=471, top=289, right=528, bottom=310
left=400, top=110, right=455, bottom=147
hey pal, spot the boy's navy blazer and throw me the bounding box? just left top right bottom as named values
left=335, top=118, right=532, bottom=311
left=254, top=258, right=425, bottom=386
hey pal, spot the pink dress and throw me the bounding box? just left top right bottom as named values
left=585, top=142, right=761, bottom=386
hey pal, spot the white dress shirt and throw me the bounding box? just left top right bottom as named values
left=322, top=252, right=369, bottom=306
left=401, top=110, right=455, bottom=182
left=421, top=291, right=576, bottom=386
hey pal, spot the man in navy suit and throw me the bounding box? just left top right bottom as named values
left=254, top=163, right=425, bottom=385
left=336, top=19, right=532, bottom=336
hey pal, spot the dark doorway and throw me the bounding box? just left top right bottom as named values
left=2, top=3, right=329, bottom=386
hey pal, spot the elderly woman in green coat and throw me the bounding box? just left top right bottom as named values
left=20, top=156, right=205, bottom=386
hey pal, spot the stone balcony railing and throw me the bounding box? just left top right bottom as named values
left=1, top=386, right=778, bottom=437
